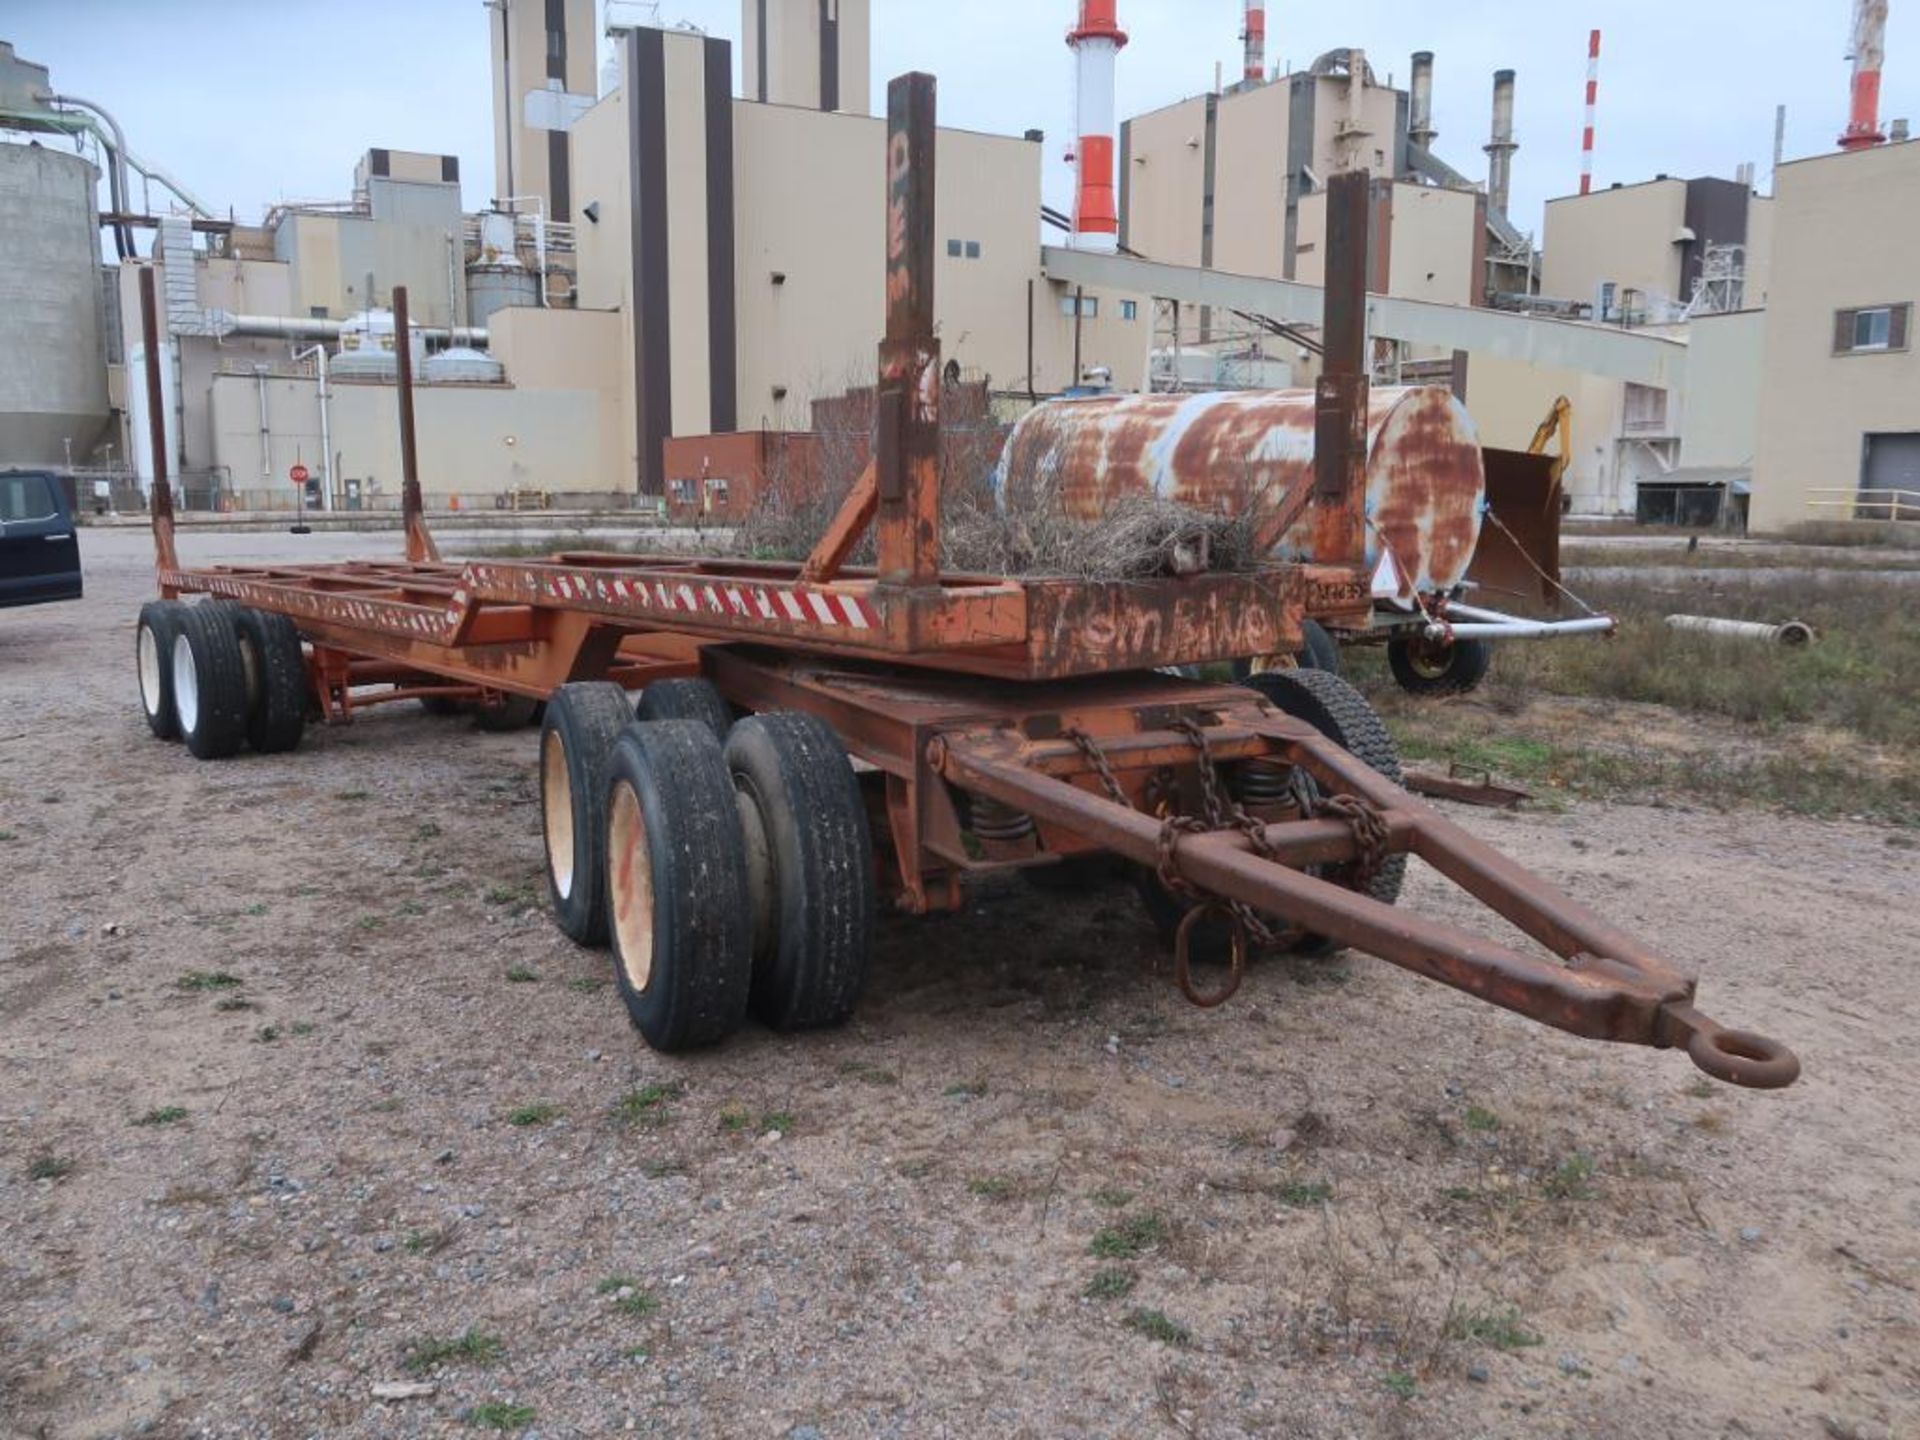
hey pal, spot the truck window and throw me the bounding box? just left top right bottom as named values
left=0, top=473, right=58, bottom=524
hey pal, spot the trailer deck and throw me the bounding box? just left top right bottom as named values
left=130, top=74, right=1797, bottom=1090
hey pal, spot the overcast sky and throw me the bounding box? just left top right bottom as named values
left=6, top=0, right=1910, bottom=245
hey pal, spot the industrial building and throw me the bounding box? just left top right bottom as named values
left=0, top=2, right=1914, bottom=533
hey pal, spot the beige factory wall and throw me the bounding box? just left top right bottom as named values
left=745, top=0, right=870, bottom=114
left=488, top=307, right=627, bottom=490
left=1465, top=354, right=1629, bottom=516
left=1210, top=82, right=1291, bottom=276
left=1387, top=183, right=1479, bottom=307
left=664, top=31, right=713, bottom=438
left=1121, top=95, right=1209, bottom=267
left=1679, top=309, right=1764, bottom=470
left=733, top=102, right=1146, bottom=427
left=1305, top=75, right=1400, bottom=178
left=198, top=257, right=294, bottom=316
left=276, top=199, right=463, bottom=327
left=1541, top=179, right=1687, bottom=306
left=490, top=0, right=595, bottom=217
left=209, top=375, right=613, bottom=504
left=1292, top=190, right=1326, bottom=287
left=1751, top=142, right=1920, bottom=532
left=569, top=89, right=629, bottom=313
left=284, top=216, right=342, bottom=320
left=1743, top=195, right=1774, bottom=308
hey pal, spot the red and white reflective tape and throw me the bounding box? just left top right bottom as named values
left=540, top=569, right=878, bottom=631
left=1580, top=29, right=1600, bottom=196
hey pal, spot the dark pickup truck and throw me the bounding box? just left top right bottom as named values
left=0, top=469, right=83, bottom=609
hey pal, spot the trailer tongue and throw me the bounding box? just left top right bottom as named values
left=134, top=73, right=1797, bottom=1089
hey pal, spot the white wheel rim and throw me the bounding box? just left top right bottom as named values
left=542, top=729, right=575, bottom=901
left=607, top=780, right=655, bottom=992
left=138, top=624, right=163, bottom=716
left=171, top=632, right=200, bottom=735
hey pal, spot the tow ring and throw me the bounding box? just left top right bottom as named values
left=1173, top=902, right=1249, bottom=1009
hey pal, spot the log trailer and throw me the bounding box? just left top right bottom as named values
left=130, top=75, right=1796, bottom=1088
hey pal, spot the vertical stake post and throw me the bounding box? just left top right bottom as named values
left=873, top=72, right=941, bottom=589
left=138, top=266, right=179, bottom=589
left=392, top=285, right=441, bottom=564
left=1314, top=168, right=1370, bottom=576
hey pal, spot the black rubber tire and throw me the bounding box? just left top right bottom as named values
left=539, top=682, right=635, bottom=946
left=1135, top=667, right=1406, bottom=958
left=473, top=694, right=541, bottom=732
left=171, top=603, right=250, bottom=761
left=1298, top=619, right=1342, bottom=675
left=604, top=720, right=753, bottom=1051
left=634, top=678, right=733, bottom=739
left=418, top=695, right=464, bottom=717
left=136, top=600, right=188, bottom=741
left=1230, top=618, right=1341, bottom=682
left=1245, top=667, right=1407, bottom=911
left=233, top=608, right=307, bottom=754
left=1386, top=634, right=1493, bottom=696
left=725, top=713, right=876, bottom=1030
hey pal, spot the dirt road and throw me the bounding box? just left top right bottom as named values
left=3, top=531, right=1915, bottom=1438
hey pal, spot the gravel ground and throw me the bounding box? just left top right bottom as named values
left=3, top=530, right=1916, bottom=1439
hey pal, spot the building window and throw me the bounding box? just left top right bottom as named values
left=947, top=239, right=983, bottom=260
left=669, top=478, right=696, bottom=505
left=947, top=239, right=962, bottom=257
left=1623, top=383, right=1669, bottom=435
left=1834, top=303, right=1911, bottom=355
left=1061, top=294, right=1099, bottom=319
left=1120, top=299, right=1138, bottom=321
left=965, top=240, right=981, bottom=259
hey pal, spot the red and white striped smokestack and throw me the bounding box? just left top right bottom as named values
left=1067, top=0, right=1128, bottom=252
left=1580, top=29, right=1601, bottom=194
left=1840, top=0, right=1889, bottom=150
left=1243, top=1, right=1267, bottom=86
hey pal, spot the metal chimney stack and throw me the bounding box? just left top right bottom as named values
left=1409, top=51, right=1437, bottom=149
left=1839, top=0, right=1889, bottom=150
left=1486, top=68, right=1518, bottom=218
left=1242, top=1, right=1267, bottom=86
left=1067, top=0, right=1128, bottom=252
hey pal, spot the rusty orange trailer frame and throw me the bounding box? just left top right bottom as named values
left=138, top=74, right=1796, bottom=1090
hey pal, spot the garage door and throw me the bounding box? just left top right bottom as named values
left=1861, top=432, right=1920, bottom=520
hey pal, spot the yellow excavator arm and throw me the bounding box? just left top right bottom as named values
left=1526, top=395, right=1573, bottom=486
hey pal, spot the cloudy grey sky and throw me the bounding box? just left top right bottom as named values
left=6, top=0, right=1909, bottom=243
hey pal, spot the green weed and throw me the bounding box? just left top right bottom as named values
left=176, top=970, right=242, bottom=992
left=27, top=1154, right=74, bottom=1181
left=506, top=1103, right=560, bottom=1127
left=133, top=1106, right=188, bottom=1127
left=596, top=1275, right=660, bottom=1317
left=1090, top=1213, right=1167, bottom=1260
left=1124, top=1308, right=1190, bottom=1346
left=1446, top=1302, right=1543, bottom=1351
left=467, top=1402, right=534, bottom=1430
left=1084, top=1267, right=1135, bottom=1300
left=402, top=1328, right=502, bottom=1373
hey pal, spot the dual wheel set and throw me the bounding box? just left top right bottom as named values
left=136, top=599, right=308, bottom=759
left=539, top=680, right=875, bottom=1053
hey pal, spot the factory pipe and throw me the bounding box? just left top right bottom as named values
left=1409, top=51, right=1437, bottom=150
left=1666, top=615, right=1815, bottom=647
left=1067, top=0, right=1128, bottom=253
left=41, top=91, right=134, bottom=258
left=1243, top=1, right=1267, bottom=86
left=293, top=344, right=335, bottom=513
left=1486, top=68, right=1518, bottom=218
left=1580, top=29, right=1601, bottom=194
left=1839, top=0, right=1889, bottom=150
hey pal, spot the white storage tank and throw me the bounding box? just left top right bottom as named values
left=331, top=307, right=425, bottom=381
left=465, top=209, right=540, bottom=327
left=0, top=141, right=111, bottom=465
left=422, top=346, right=504, bottom=384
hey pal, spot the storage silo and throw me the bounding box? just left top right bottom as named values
left=0, top=141, right=111, bottom=465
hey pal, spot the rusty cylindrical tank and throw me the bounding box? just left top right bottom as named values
left=992, top=386, right=1486, bottom=598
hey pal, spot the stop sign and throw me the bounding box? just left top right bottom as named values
left=290, top=463, right=311, bottom=484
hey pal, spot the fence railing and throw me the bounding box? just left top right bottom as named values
left=1806, top=487, right=1920, bottom=523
